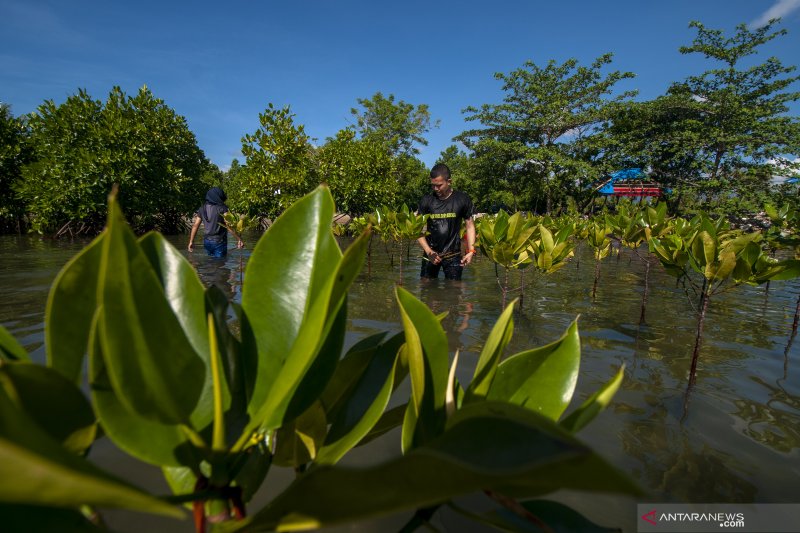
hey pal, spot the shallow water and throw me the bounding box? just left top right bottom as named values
left=1, top=233, right=798, bottom=532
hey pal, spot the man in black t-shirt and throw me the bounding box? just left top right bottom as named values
left=417, top=164, right=476, bottom=280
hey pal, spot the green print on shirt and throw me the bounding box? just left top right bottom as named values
left=429, top=212, right=456, bottom=219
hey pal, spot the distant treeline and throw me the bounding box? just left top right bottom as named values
left=1, top=19, right=798, bottom=235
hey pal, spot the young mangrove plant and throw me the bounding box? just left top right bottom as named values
left=476, top=210, right=537, bottom=308
left=649, top=213, right=800, bottom=390
left=610, top=202, right=672, bottom=323
left=524, top=217, right=576, bottom=308
left=585, top=217, right=614, bottom=299
left=0, top=185, right=640, bottom=532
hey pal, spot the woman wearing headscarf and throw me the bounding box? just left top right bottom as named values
left=188, top=187, right=244, bottom=257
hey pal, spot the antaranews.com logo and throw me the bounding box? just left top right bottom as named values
left=637, top=503, right=800, bottom=532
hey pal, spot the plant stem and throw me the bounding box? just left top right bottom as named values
left=592, top=259, right=601, bottom=300
left=689, top=278, right=711, bottom=386
left=639, top=256, right=650, bottom=324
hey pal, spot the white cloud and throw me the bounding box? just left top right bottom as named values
left=751, top=0, right=800, bottom=28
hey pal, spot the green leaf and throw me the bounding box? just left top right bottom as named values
left=272, top=401, right=327, bottom=467
left=465, top=299, right=516, bottom=402
left=316, top=332, right=401, bottom=465
left=762, top=259, right=800, bottom=281
left=240, top=186, right=368, bottom=436
left=138, top=232, right=220, bottom=431
left=45, top=232, right=103, bottom=380
left=0, top=386, right=183, bottom=519
left=223, top=402, right=638, bottom=532
left=560, top=366, right=624, bottom=433
left=487, top=319, right=580, bottom=421
left=97, top=195, right=204, bottom=424
left=89, top=313, right=197, bottom=468
left=396, top=286, right=450, bottom=449
left=320, top=332, right=387, bottom=417
left=0, top=362, right=96, bottom=454
left=0, top=324, right=29, bottom=362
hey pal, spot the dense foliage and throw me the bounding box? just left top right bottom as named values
left=16, top=87, right=211, bottom=234
left=0, top=104, right=31, bottom=232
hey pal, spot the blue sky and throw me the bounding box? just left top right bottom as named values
left=2, top=0, right=800, bottom=170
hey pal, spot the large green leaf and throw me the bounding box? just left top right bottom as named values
left=224, top=402, right=638, bottom=532
left=487, top=319, right=580, bottom=421
left=97, top=196, right=205, bottom=424
left=0, top=386, right=182, bottom=519
left=560, top=366, right=624, bottom=434
left=465, top=299, right=516, bottom=402
left=282, top=253, right=361, bottom=418
left=316, top=332, right=402, bottom=465
left=89, top=313, right=197, bottom=468
left=45, top=233, right=104, bottom=380
left=239, top=187, right=368, bottom=441
left=0, top=324, right=29, bottom=362
left=138, top=232, right=219, bottom=431
left=396, top=286, right=450, bottom=449
left=0, top=362, right=95, bottom=454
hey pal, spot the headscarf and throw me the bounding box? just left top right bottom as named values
left=205, top=187, right=227, bottom=205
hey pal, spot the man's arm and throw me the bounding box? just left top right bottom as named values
left=461, top=217, right=477, bottom=266
left=188, top=216, right=201, bottom=252
left=228, top=227, right=245, bottom=249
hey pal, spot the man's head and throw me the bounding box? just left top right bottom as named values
left=429, top=163, right=452, bottom=199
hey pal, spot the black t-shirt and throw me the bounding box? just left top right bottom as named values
left=417, top=190, right=474, bottom=254
left=196, top=202, right=228, bottom=238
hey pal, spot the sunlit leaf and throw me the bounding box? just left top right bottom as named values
left=560, top=366, right=624, bottom=433
left=45, top=233, right=104, bottom=380
left=487, top=319, right=580, bottom=421
left=396, top=286, right=449, bottom=449
left=98, top=196, right=204, bottom=424
left=465, top=299, right=516, bottom=402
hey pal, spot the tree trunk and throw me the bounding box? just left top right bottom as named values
left=519, top=270, right=525, bottom=309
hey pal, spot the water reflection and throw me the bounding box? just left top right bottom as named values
left=185, top=252, right=236, bottom=300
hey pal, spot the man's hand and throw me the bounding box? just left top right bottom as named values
left=428, top=250, right=442, bottom=265
left=237, top=239, right=245, bottom=249
left=461, top=250, right=475, bottom=266
left=188, top=243, right=194, bottom=253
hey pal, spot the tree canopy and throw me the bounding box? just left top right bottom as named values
left=16, top=86, right=211, bottom=234
left=456, top=54, right=636, bottom=212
